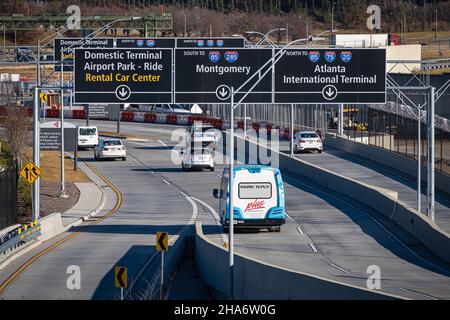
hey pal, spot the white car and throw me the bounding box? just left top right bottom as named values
left=291, top=131, right=323, bottom=153
left=186, top=123, right=218, bottom=145
left=181, top=147, right=214, bottom=171
left=94, top=139, right=127, bottom=161
left=77, top=126, right=98, bottom=149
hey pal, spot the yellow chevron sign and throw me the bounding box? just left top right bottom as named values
left=39, top=92, right=48, bottom=103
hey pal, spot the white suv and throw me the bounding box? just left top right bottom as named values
left=291, top=131, right=323, bottom=153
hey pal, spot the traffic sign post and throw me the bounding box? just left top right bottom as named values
left=74, top=48, right=173, bottom=104
left=274, top=48, right=386, bottom=104
left=175, top=48, right=273, bottom=104
left=115, top=266, right=127, bottom=300
left=156, top=232, right=168, bottom=300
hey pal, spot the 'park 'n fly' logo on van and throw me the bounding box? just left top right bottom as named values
left=209, top=51, right=220, bottom=63
left=308, top=51, right=320, bottom=63
left=225, top=51, right=239, bottom=63
left=244, top=199, right=266, bottom=213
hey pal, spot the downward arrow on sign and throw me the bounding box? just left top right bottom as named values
left=219, top=88, right=228, bottom=97
left=326, top=88, right=335, bottom=97
left=119, top=88, right=128, bottom=97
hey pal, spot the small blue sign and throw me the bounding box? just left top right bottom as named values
left=224, top=51, right=239, bottom=63
left=197, top=40, right=205, bottom=47
left=216, top=40, right=224, bottom=47
left=207, top=40, right=214, bottom=47
left=136, top=39, right=144, bottom=47
left=324, top=51, right=336, bottom=63
left=209, top=51, right=220, bottom=63
left=308, top=51, right=320, bottom=63
left=340, top=51, right=352, bottom=63
left=146, top=39, right=155, bottom=47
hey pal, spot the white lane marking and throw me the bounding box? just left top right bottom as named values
left=329, top=263, right=351, bottom=274
left=191, top=197, right=228, bottom=245
left=179, top=191, right=187, bottom=197
left=158, top=140, right=168, bottom=147
left=127, top=196, right=197, bottom=298
left=162, top=179, right=171, bottom=185
left=296, top=226, right=304, bottom=235
left=396, top=287, right=439, bottom=300
left=127, top=141, right=154, bottom=147
left=283, top=174, right=450, bottom=276
left=309, top=243, right=318, bottom=253
left=133, top=159, right=139, bottom=164
left=285, top=212, right=292, bottom=220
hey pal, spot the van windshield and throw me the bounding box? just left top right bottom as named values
left=79, top=128, right=97, bottom=136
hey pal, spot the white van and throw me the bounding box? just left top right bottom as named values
left=77, top=126, right=98, bottom=148
left=213, top=165, right=286, bottom=232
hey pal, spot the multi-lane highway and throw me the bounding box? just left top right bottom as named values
left=1, top=120, right=450, bottom=300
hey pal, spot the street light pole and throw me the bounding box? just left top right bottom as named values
left=32, top=86, right=40, bottom=220
left=228, top=87, right=235, bottom=299
left=331, top=3, right=335, bottom=34
left=427, top=87, right=435, bottom=221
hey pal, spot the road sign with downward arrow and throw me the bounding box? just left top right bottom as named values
left=274, top=48, right=386, bottom=104
left=175, top=48, right=273, bottom=104
left=74, top=48, right=173, bottom=104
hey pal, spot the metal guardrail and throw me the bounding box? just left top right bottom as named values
left=0, top=220, right=41, bottom=257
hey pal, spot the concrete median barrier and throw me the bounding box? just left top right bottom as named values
left=195, top=222, right=400, bottom=299
left=37, top=212, right=64, bottom=242
left=228, top=134, right=450, bottom=265
left=324, top=134, right=450, bottom=199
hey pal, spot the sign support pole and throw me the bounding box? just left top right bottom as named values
left=32, top=86, right=40, bottom=220
left=243, top=103, right=247, bottom=139
left=417, top=107, right=421, bottom=214
left=290, top=104, right=294, bottom=157
left=427, top=87, right=435, bottom=221
left=117, top=104, right=121, bottom=134
left=228, top=87, right=235, bottom=300
left=86, top=104, right=90, bottom=126
left=120, top=287, right=123, bottom=301
left=160, top=251, right=164, bottom=300
left=59, top=61, right=67, bottom=198
left=338, top=104, right=344, bottom=136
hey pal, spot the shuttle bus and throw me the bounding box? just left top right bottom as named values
left=213, top=165, right=286, bottom=232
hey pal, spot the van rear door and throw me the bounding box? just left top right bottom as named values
left=234, top=168, right=277, bottom=219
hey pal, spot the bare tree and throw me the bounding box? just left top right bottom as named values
left=0, top=106, right=31, bottom=168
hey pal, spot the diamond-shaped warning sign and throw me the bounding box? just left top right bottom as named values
left=19, top=161, right=42, bottom=184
